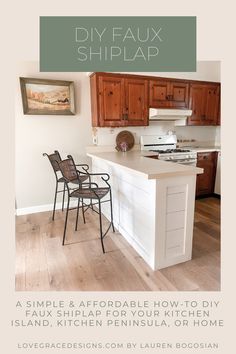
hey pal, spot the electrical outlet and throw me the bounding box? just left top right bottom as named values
left=93, top=136, right=98, bottom=145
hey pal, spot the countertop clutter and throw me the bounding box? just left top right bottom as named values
left=87, top=151, right=203, bottom=179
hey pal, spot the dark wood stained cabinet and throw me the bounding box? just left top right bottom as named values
left=196, top=152, right=217, bottom=197
left=90, top=72, right=221, bottom=127
left=149, top=79, right=189, bottom=109
left=217, top=87, right=221, bottom=125
left=90, top=73, right=148, bottom=127
left=124, top=78, right=149, bottom=126
left=98, top=75, right=124, bottom=127
left=188, top=83, right=220, bottom=126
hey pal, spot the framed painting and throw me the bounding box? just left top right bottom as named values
left=19, top=77, right=75, bottom=115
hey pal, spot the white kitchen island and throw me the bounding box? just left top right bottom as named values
left=87, top=151, right=203, bottom=270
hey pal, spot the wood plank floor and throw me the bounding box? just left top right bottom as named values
left=15, top=197, right=220, bottom=291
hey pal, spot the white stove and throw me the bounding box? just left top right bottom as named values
left=141, top=135, right=197, bottom=166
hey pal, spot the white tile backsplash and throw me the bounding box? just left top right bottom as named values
left=215, top=126, right=221, bottom=145
left=95, top=123, right=221, bottom=147
left=175, top=125, right=219, bottom=143
left=95, top=122, right=175, bottom=146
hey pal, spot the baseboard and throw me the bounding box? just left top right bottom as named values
left=16, top=198, right=114, bottom=217
left=16, top=200, right=78, bottom=216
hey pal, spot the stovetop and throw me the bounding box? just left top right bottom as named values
left=149, top=148, right=191, bottom=154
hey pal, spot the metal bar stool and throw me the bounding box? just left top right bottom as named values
left=43, top=151, right=89, bottom=220
left=58, top=156, right=115, bottom=253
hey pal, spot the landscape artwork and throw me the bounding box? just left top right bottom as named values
left=20, top=78, right=75, bottom=115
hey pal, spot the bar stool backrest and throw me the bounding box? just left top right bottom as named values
left=43, top=150, right=62, bottom=173
left=59, top=158, right=79, bottom=183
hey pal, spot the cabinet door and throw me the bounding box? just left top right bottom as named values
left=188, top=84, right=206, bottom=125
left=170, top=82, right=189, bottom=108
left=149, top=80, right=170, bottom=108
left=98, top=75, right=125, bottom=127
left=196, top=152, right=217, bottom=196
left=125, top=78, right=149, bottom=126
left=217, top=85, right=221, bottom=125
left=204, top=85, right=220, bottom=125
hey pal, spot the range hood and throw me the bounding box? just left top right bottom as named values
left=149, top=108, right=192, bottom=122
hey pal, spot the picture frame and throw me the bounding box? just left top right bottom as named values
left=19, top=77, right=75, bottom=115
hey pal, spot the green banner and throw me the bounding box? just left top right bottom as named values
left=40, top=16, right=196, bottom=72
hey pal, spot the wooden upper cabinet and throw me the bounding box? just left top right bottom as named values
left=149, top=80, right=170, bottom=108
left=188, top=84, right=206, bottom=125
left=217, top=87, right=221, bottom=125
left=98, top=75, right=125, bottom=127
left=90, top=73, right=221, bottom=127
left=149, top=80, right=189, bottom=109
left=90, top=73, right=149, bottom=127
left=204, top=85, right=220, bottom=125
left=188, top=83, right=220, bottom=126
left=125, top=78, right=148, bottom=126
left=170, top=82, right=189, bottom=108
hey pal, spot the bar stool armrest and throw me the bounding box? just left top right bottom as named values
left=67, top=155, right=90, bottom=172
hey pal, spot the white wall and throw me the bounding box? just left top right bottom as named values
left=15, top=62, right=93, bottom=210
left=122, top=61, right=221, bottom=82
left=16, top=61, right=220, bottom=211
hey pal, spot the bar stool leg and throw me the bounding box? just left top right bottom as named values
left=62, top=182, right=66, bottom=211
left=62, top=196, right=70, bottom=246
left=98, top=199, right=105, bottom=253
left=109, top=190, right=115, bottom=232
left=75, top=198, right=80, bottom=231
left=82, top=199, right=86, bottom=224
left=52, top=181, right=58, bottom=221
